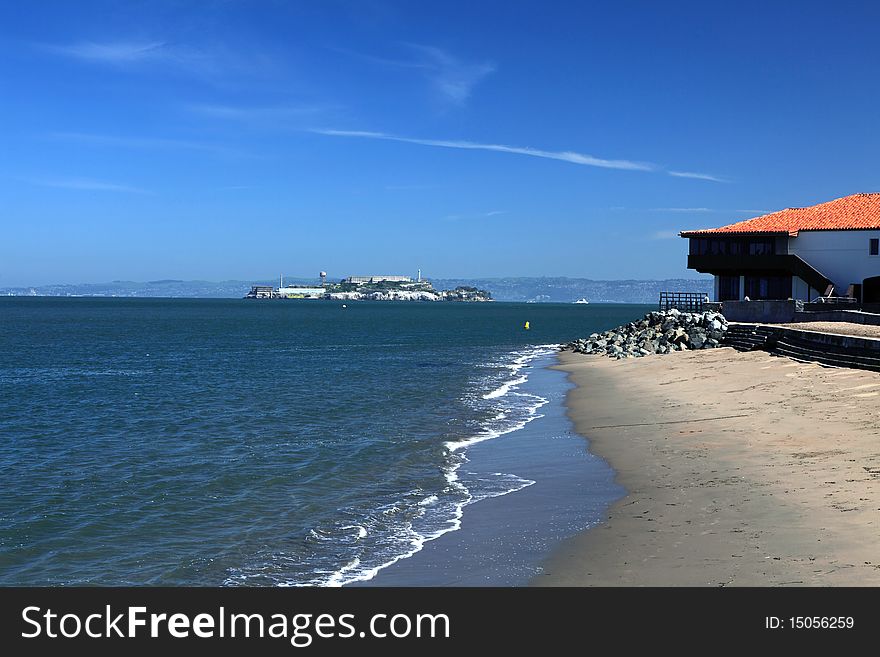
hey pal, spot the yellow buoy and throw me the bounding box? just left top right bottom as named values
left=524, top=321, right=530, bottom=330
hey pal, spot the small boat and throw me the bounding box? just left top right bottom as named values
left=573, top=298, right=589, bottom=304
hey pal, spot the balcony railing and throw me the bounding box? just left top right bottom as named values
left=686, top=253, right=832, bottom=293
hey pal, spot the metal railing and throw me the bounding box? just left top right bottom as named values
left=810, top=295, right=858, bottom=305
left=659, top=291, right=708, bottom=312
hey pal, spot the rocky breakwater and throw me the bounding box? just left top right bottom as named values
left=562, top=309, right=728, bottom=359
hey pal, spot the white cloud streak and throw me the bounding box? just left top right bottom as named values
left=384, top=184, right=436, bottom=191
left=650, top=207, right=714, bottom=213
left=42, top=40, right=167, bottom=63
left=312, top=129, right=655, bottom=171
left=445, top=210, right=508, bottom=221
left=49, top=132, right=244, bottom=156
left=187, top=103, right=327, bottom=123
left=25, top=177, right=147, bottom=193
left=39, top=40, right=278, bottom=83
left=668, top=170, right=728, bottom=183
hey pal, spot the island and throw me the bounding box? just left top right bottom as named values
left=245, top=274, right=492, bottom=302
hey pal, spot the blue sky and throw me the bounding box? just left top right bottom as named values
left=2, top=1, right=880, bottom=285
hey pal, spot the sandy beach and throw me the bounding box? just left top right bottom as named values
left=536, top=347, right=880, bottom=586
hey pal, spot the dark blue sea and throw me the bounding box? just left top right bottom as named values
left=0, top=299, right=645, bottom=586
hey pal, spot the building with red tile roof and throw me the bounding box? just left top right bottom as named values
left=680, top=194, right=880, bottom=303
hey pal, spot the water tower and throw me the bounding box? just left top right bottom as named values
left=320, top=271, right=327, bottom=287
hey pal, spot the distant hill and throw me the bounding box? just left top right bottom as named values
left=1, top=276, right=712, bottom=303
left=0, top=279, right=273, bottom=298
left=431, top=277, right=712, bottom=303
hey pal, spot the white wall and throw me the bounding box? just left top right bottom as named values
left=792, top=275, right=808, bottom=301
left=789, top=230, right=880, bottom=294
left=277, top=287, right=325, bottom=297
left=791, top=276, right=820, bottom=301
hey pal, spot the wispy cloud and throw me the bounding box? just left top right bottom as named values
left=650, top=206, right=772, bottom=215
left=42, top=40, right=167, bottom=64
left=384, top=184, right=436, bottom=191
left=668, top=170, right=728, bottom=183
left=39, top=39, right=279, bottom=84
left=651, top=229, right=681, bottom=240
left=187, top=103, right=327, bottom=124
left=444, top=210, right=507, bottom=221
left=650, top=207, right=714, bottom=213
left=48, top=131, right=245, bottom=156
left=312, top=129, right=655, bottom=171
left=24, top=177, right=147, bottom=193
left=405, top=44, right=495, bottom=105
left=337, top=43, right=494, bottom=106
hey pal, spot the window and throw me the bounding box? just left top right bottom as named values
left=748, top=238, right=774, bottom=255
left=870, top=238, right=879, bottom=256
left=689, top=236, right=779, bottom=256
left=744, top=275, right=792, bottom=300
left=718, top=276, right=740, bottom=301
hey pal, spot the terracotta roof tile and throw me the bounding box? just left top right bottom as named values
left=680, top=193, right=880, bottom=237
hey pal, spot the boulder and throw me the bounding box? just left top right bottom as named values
left=561, top=308, right=729, bottom=360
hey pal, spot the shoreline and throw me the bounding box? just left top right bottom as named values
left=357, top=352, right=621, bottom=586
left=534, top=348, right=880, bottom=586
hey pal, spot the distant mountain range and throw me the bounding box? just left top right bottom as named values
left=1, top=276, right=712, bottom=303
left=0, top=279, right=268, bottom=299
left=430, top=277, right=712, bottom=303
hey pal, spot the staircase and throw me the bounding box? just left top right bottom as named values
left=722, top=324, right=774, bottom=352
left=722, top=323, right=880, bottom=373
left=773, top=334, right=880, bottom=372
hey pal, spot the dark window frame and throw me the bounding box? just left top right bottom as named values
left=870, top=238, right=879, bottom=256
left=718, top=275, right=740, bottom=301
left=743, top=275, right=792, bottom=300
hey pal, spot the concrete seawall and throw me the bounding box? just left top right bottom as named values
left=721, top=300, right=880, bottom=326
left=725, top=322, right=880, bottom=371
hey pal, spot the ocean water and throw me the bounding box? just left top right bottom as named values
left=0, top=298, right=648, bottom=586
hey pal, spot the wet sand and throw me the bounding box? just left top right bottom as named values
left=535, top=348, right=880, bottom=586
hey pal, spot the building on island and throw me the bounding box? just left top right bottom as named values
left=247, top=285, right=275, bottom=299
left=681, top=193, right=880, bottom=303
left=345, top=275, right=413, bottom=285
left=244, top=284, right=325, bottom=299
left=246, top=272, right=427, bottom=299
left=275, top=286, right=325, bottom=299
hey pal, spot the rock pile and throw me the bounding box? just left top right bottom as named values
left=562, top=309, right=729, bottom=359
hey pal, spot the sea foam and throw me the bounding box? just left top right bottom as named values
left=301, top=344, right=558, bottom=587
